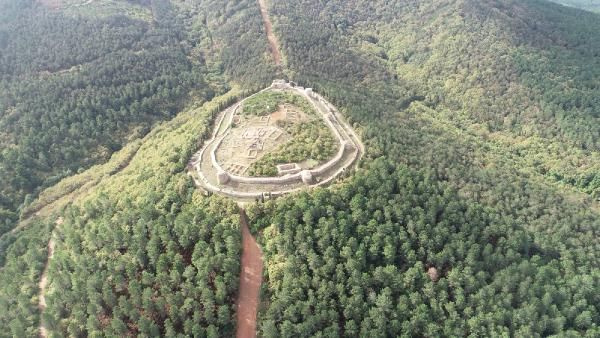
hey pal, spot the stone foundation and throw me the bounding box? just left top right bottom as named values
left=191, top=79, right=363, bottom=199
left=301, top=170, right=314, bottom=184
left=217, top=170, right=230, bottom=185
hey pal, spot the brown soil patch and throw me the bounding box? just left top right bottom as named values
left=257, top=0, right=282, bottom=66
left=236, top=209, right=263, bottom=338
left=270, top=105, right=287, bottom=123
left=427, top=266, right=439, bottom=282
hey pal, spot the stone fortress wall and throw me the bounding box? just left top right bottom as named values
left=189, top=79, right=364, bottom=200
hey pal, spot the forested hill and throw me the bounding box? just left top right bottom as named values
left=0, top=0, right=276, bottom=235
left=251, top=0, right=600, bottom=335
left=273, top=0, right=600, bottom=198
left=1, top=0, right=599, bottom=336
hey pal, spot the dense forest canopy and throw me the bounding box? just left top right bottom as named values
left=255, top=0, right=600, bottom=335
left=1, top=87, right=253, bottom=336
left=248, top=160, right=599, bottom=336
left=0, top=0, right=276, bottom=235
left=0, top=0, right=277, bottom=334
left=272, top=0, right=600, bottom=198
left=0, top=0, right=599, bottom=336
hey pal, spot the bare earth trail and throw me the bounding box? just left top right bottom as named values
left=38, top=218, right=61, bottom=338
left=257, top=0, right=282, bottom=66
left=235, top=208, right=264, bottom=338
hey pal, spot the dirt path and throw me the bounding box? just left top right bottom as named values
left=257, top=0, right=282, bottom=66
left=38, top=218, right=61, bottom=338
left=38, top=239, right=55, bottom=338
left=236, top=208, right=263, bottom=338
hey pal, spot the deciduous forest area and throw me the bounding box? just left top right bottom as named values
left=0, top=0, right=599, bottom=336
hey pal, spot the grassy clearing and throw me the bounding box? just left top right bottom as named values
left=243, top=90, right=316, bottom=116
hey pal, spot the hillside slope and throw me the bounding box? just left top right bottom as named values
left=0, top=0, right=276, bottom=235
left=0, top=87, right=252, bottom=336
left=271, top=0, right=600, bottom=199
left=249, top=0, right=600, bottom=335
left=0, top=0, right=277, bottom=335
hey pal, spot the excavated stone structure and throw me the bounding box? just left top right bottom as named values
left=189, top=80, right=364, bottom=200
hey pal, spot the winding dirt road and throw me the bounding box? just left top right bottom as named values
left=235, top=209, right=263, bottom=338
left=257, top=0, right=282, bottom=66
